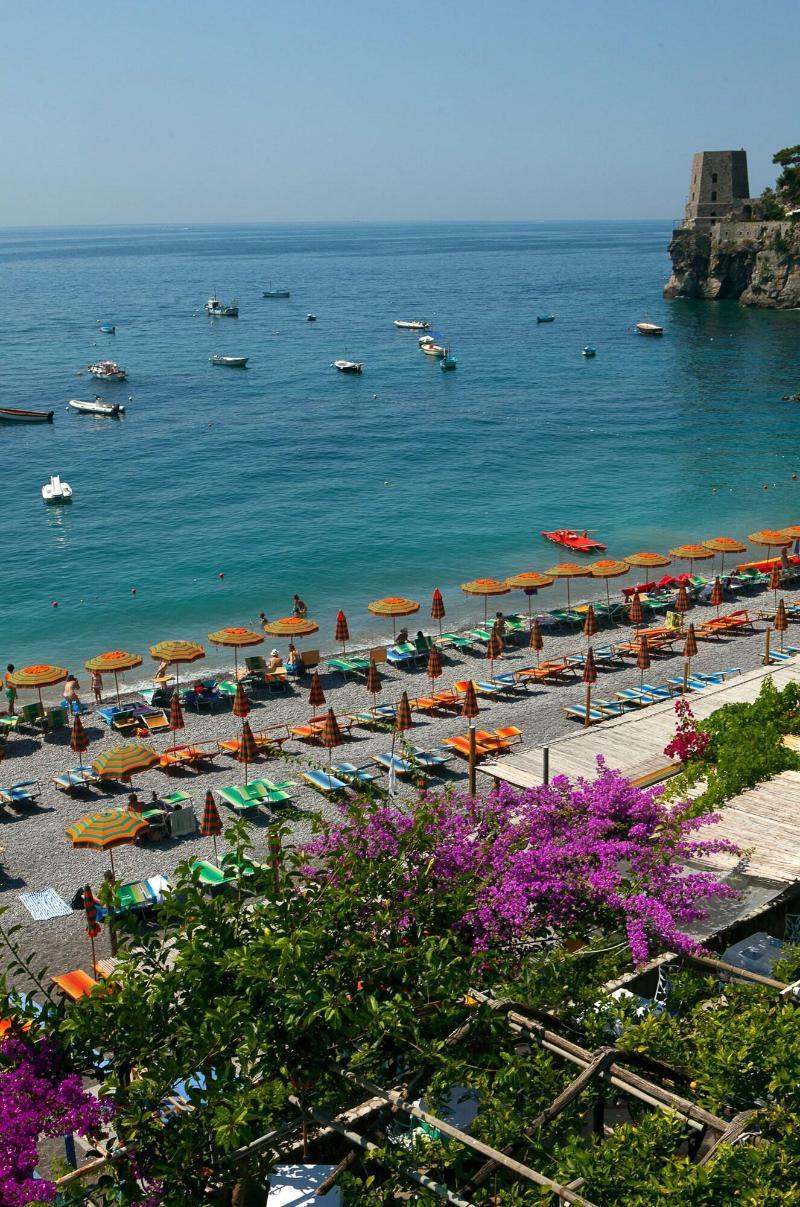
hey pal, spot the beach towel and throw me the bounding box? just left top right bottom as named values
left=19, top=888, right=72, bottom=921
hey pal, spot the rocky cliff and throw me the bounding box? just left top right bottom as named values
left=664, top=221, right=800, bottom=308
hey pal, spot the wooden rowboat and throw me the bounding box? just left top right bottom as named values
left=0, top=408, right=54, bottom=423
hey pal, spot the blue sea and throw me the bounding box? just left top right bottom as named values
left=3, top=220, right=800, bottom=677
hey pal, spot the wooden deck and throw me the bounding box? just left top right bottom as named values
left=479, top=658, right=800, bottom=791
left=690, top=769, right=800, bottom=884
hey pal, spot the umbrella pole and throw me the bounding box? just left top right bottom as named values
left=114, top=670, right=120, bottom=708
left=683, top=660, right=689, bottom=695
left=764, top=628, right=772, bottom=666
left=89, top=929, right=97, bottom=975
left=212, top=834, right=218, bottom=865
left=468, top=724, right=477, bottom=796
left=584, top=682, right=591, bottom=728
left=109, top=847, right=115, bottom=878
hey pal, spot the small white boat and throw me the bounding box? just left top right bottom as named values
left=394, top=319, right=430, bottom=331
left=636, top=321, right=663, bottom=336
left=582, top=345, right=597, bottom=358
left=68, top=397, right=125, bottom=416
left=306, top=313, right=317, bottom=322
left=42, top=475, right=73, bottom=504
left=87, top=360, right=127, bottom=381
left=205, top=294, right=239, bottom=318
left=419, top=334, right=434, bottom=347
left=209, top=354, right=248, bottom=368
left=421, top=343, right=447, bottom=358
left=332, top=360, right=363, bottom=374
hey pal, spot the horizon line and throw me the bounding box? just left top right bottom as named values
left=0, top=215, right=676, bottom=233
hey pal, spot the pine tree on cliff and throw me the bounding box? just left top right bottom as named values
left=772, top=146, right=800, bottom=209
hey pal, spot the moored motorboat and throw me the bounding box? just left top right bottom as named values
left=582, top=345, right=596, bottom=358
left=394, top=319, right=430, bottom=330
left=306, top=313, right=317, bottom=322
left=542, top=529, right=606, bottom=553
left=42, top=474, right=73, bottom=504
left=68, top=397, right=125, bottom=416
left=262, top=285, right=290, bottom=298
left=536, top=315, right=555, bottom=323
left=0, top=407, right=54, bottom=423
left=421, top=343, right=447, bottom=358
left=87, top=360, right=126, bottom=381
left=332, top=360, right=363, bottom=374
left=636, top=321, right=663, bottom=336
left=98, top=323, right=115, bottom=334
left=205, top=293, right=239, bottom=318
left=209, top=354, right=248, bottom=368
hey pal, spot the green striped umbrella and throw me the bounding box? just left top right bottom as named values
left=308, top=672, right=326, bottom=710
left=392, top=690, right=413, bottom=756
left=775, top=598, right=788, bottom=651
left=674, top=584, right=690, bottom=615
left=431, top=588, right=446, bottom=636
left=582, top=647, right=597, bottom=728
left=335, top=610, right=350, bottom=653
left=365, top=660, right=382, bottom=706
left=319, top=708, right=344, bottom=768
left=769, top=561, right=782, bottom=608
left=530, top=617, right=543, bottom=665
left=91, top=741, right=159, bottom=783
left=426, top=647, right=443, bottom=692
left=201, top=789, right=222, bottom=863
left=461, top=680, right=479, bottom=720
left=628, top=593, right=644, bottom=627
left=169, top=691, right=185, bottom=735
left=239, top=719, right=258, bottom=784
left=486, top=629, right=503, bottom=678
left=710, top=576, right=724, bottom=615
left=636, top=634, right=651, bottom=685
left=232, top=682, right=251, bottom=719
left=149, top=639, right=205, bottom=697
left=70, top=713, right=89, bottom=756
left=66, top=809, right=148, bottom=875
left=583, top=604, right=598, bottom=643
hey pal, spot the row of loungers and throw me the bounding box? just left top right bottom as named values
left=562, top=669, right=743, bottom=725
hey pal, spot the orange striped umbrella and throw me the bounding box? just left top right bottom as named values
left=319, top=708, right=344, bottom=768
left=208, top=627, right=263, bottom=679
left=543, top=563, right=590, bottom=610
left=583, top=604, right=598, bottom=642
left=90, top=741, right=159, bottom=782
left=8, top=664, right=68, bottom=713
left=365, top=659, right=382, bottom=705
left=530, top=617, right=543, bottom=664
left=368, top=597, right=420, bottom=637
left=709, top=577, right=724, bottom=614
left=262, top=617, right=319, bottom=639
left=669, top=545, right=715, bottom=575
left=624, top=552, right=671, bottom=570
left=582, top=647, right=597, bottom=728
left=674, top=584, right=690, bottom=615
left=775, top=598, right=788, bottom=650
left=702, top=537, right=747, bottom=577
left=149, top=640, right=204, bottom=697
left=461, top=578, right=510, bottom=623
left=201, top=789, right=222, bottom=863
left=239, top=720, right=258, bottom=783
left=70, top=713, right=89, bottom=756
left=505, top=571, right=554, bottom=623
left=587, top=559, right=629, bottom=608
left=430, top=588, right=446, bottom=635
left=426, top=647, right=443, bottom=691
left=628, top=593, right=644, bottom=627
left=461, top=680, right=479, bottom=720
left=308, top=672, right=326, bottom=710
left=66, top=808, right=148, bottom=876
left=780, top=526, right=800, bottom=539
left=486, top=629, right=503, bottom=677
left=335, top=611, right=350, bottom=653
left=85, top=650, right=143, bottom=707
left=749, top=529, right=792, bottom=550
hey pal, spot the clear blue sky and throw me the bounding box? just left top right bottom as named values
left=2, top=0, right=797, bottom=225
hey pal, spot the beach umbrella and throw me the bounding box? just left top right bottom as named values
left=70, top=713, right=89, bottom=757
left=710, top=576, right=724, bottom=616
left=780, top=525, right=800, bottom=539
left=769, top=560, right=783, bottom=608
left=232, top=681, right=251, bottom=719
left=636, top=634, right=651, bottom=686
left=393, top=691, right=413, bottom=748
left=262, top=618, right=320, bottom=653
left=504, top=572, right=554, bottom=623
left=628, top=593, right=644, bottom=628
left=582, top=647, right=597, bottom=728
left=461, top=578, right=511, bottom=625
left=702, top=537, right=747, bottom=578
left=749, top=529, right=792, bottom=552
left=201, top=789, right=223, bottom=864
left=426, top=646, right=443, bottom=692
left=8, top=664, right=68, bottom=716
left=668, top=544, right=715, bottom=576
left=587, top=559, right=629, bottom=608
left=461, top=679, right=479, bottom=720
left=775, top=598, right=788, bottom=651
left=624, top=552, right=672, bottom=570
left=83, top=885, right=101, bottom=973
left=583, top=604, right=598, bottom=643
left=486, top=629, right=504, bottom=678
left=66, top=809, right=148, bottom=876
left=149, top=640, right=205, bottom=697
left=682, top=623, right=698, bottom=692
left=543, top=563, right=590, bottom=611
left=238, top=719, right=258, bottom=784
left=318, top=708, right=344, bottom=769
left=208, top=627, right=263, bottom=680
left=307, top=672, right=326, bottom=711
left=90, top=741, right=159, bottom=783
left=430, top=589, right=446, bottom=636
left=169, top=691, right=185, bottom=736
left=84, top=651, right=143, bottom=708
left=674, top=584, right=690, bottom=615
left=367, top=597, right=420, bottom=638
left=530, top=617, right=543, bottom=665
left=335, top=611, right=350, bottom=653
left=365, top=659, right=382, bottom=706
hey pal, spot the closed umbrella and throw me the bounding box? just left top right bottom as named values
left=504, top=571, right=554, bottom=624
left=426, top=647, right=443, bottom=693
left=769, top=561, right=782, bottom=608
left=70, top=713, right=89, bottom=757
left=67, top=808, right=148, bottom=876
left=232, top=681, right=251, bottom=719
left=628, top=593, right=644, bottom=628
left=238, top=719, right=258, bottom=785
left=335, top=611, right=350, bottom=654
left=583, top=604, right=598, bottom=644
left=682, top=623, right=698, bottom=692
left=486, top=629, right=503, bottom=679
left=636, top=634, right=651, bottom=686
left=231, top=683, right=253, bottom=782
left=84, top=651, right=142, bottom=708
left=702, top=537, right=747, bottom=578
left=149, top=640, right=205, bottom=698
left=430, top=589, right=446, bottom=636
left=460, top=579, right=510, bottom=625
left=461, top=679, right=480, bottom=796
left=83, top=885, right=101, bottom=973
left=208, top=627, right=263, bottom=681
left=587, top=559, right=629, bottom=609
left=307, top=672, right=326, bottom=712
left=775, top=598, right=788, bottom=652
left=365, top=660, right=382, bottom=707
left=169, top=691, right=185, bottom=737
left=582, top=647, right=597, bottom=728
left=543, top=563, right=590, bottom=611
left=8, top=664, right=68, bottom=718
left=674, top=584, right=690, bottom=615
left=201, top=789, right=223, bottom=864
left=90, top=741, right=159, bottom=783
left=393, top=691, right=413, bottom=753
left=367, top=597, right=420, bottom=638
left=709, top=576, right=724, bottom=616
left=530, top=617, right=543, bottom=665
left=318, top=708, right=344, bottom=769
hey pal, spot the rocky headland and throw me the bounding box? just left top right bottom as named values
left=665, top=220, right=800, bottom=308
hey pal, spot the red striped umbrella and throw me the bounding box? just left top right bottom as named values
left=365, top=659, right=382, bottom=705
left=239, top=720, right=258, bottom=784
left=169, top=691, right=185, bottom=734
left=319, top=708, right=344, bottom=767
left=583, top=604, right=598, bottom=642
left=636, top=634, right=651, bottom=685
left=308, top=672, right=326, bottom=709
left=775, top=598, right=788, bottom=651
left=682, top=623, right=698, bottom=692
left=582, top=647, right=597, bottom=728
left=426, top=646, right=443, bottom=691
left=709, top=576, right=724, bottom=615
left=232, top=682, right=251, bottom=719
left=530, top=617, right=543, bottom=665
left=70, top=713, right=89, bottom=756
left=83, top=884, right=101, bottom=972
left=461, top=680, right=479, bottom=720
left=430, top=588, right=446, bottom=636
left=201, top=789, right=223, bottom=863
left=335, top=610, right=350, bottom=653
left=486, top=629, right=503, bottom=677
left=628, top=593, right=644, bottom=627
left=674, top=584, right=690, bottom=615
left=395, top=691, right=413, bottom=734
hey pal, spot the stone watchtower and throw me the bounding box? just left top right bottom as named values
left=682, top=150, right=750, bottom=229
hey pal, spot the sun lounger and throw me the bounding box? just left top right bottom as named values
left=330, top=762, right=383, bottom=785
left=0, top=781, right=41, bottom=807
left=347, top=707, right=397, bottom=728
left=190, top=859, right=234, bottom=888
left=386, top=644, right=423, bottom=666
left=434, top=633, right=473, bottom=651
left=115, top=876, right=170, bottom=912
left=142, top=709, right=171, bottom=733
left=515, top=660, right=572, bottom=683
left=372, top=753, right=430, bottom=779
left=19, top=703, right=46, bottom=729
left=562, top=703, right=616, bottom=724
left=487, top=673, right=527, bottom=694
left=52, top=969, right=99, bottom=1001
left=766, top=647, right=800, bottom=663
left=52, top=766, right=100, bottom=793
left=403, top=745, right=453, bottom=769
left=453, top=680, right=503, bottom=700
left=248, top=777, right=295, bottom=803
left=667, top=676, right=714, bottom=692
left=301, top=769, right=349, bottom=794
left=217, top=786, right=262, bottom=813
left=0, top=716, right=18, bottom=736
left=327, top=657, right=364, bottom=679
left=167, top=806, right=197, bottom=838
left=442, top=735, right=503, bottom=760
left=492, top=726, right=523, bottom=745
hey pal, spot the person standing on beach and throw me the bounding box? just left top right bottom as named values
left=63, top=673, right=81, bottom=714
left=292, top=594, right=308, bottom=619
left=4, top=665, right=16, bottom=716
left=90, top=669, right=103, bottom=705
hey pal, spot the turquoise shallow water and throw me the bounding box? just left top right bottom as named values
left=2, top=220, right=800, bottom=675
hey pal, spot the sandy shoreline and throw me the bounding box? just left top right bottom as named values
left=1, top=591, right=797, bottom=983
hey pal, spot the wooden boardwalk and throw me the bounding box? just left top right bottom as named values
left=692, top=769, right=800, bottom=884
left=479, top=658, right=800, bottom=791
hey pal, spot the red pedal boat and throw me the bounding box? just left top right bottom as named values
left=541, top=529, right=606, bottom=553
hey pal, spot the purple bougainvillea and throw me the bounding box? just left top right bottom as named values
left=307, top=759, right=737, bottom=965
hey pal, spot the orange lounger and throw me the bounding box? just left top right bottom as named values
left=442, top=735, right=497, bottom=760
left=52, top=969, right=99, bottom=1001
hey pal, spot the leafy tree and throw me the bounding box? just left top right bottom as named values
left=773, top=145, right=800, bottom=208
